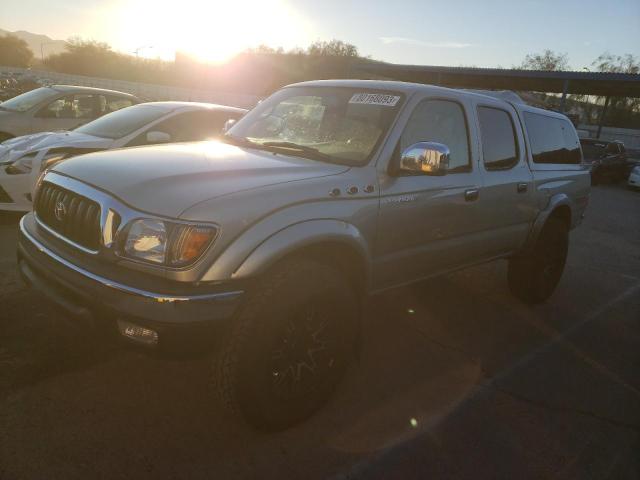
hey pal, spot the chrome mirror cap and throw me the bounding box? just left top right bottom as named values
left=399, top=142, right=450, bottom=175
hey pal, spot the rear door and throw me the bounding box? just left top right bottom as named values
left=473, top=99, right=536, bottom=255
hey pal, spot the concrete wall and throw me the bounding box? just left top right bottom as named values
left=0, top=66, right=260, bottom=109
left=577, top=124, right=640, bottom=150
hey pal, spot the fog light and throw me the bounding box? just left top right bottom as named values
left=117, top=319, right=158, bottom=346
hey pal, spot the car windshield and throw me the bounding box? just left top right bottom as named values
left=0, top=87, right=58, bottom=112
left=74, top=104, right=171, bottom=139
left=226, top=86, right=405, bottom=165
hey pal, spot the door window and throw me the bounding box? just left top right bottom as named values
left=149, top=110, right=232, bottom=142
left=38, top=94, right=98, bottom=119
left=478, top=107, right=519, bottom=170
left=399, top=99, right=471, bottom=171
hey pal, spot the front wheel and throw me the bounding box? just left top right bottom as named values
left=214, top=257, right=359, bottom=430
left=508, top=218, right=569, bottom=304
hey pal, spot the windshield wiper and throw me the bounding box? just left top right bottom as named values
left=260, top=141, right=333, bottom=161
left=221, top=134, right=258, bottom=148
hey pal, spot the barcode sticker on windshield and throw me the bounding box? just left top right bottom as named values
left=349, top=93, right=400, bottom=106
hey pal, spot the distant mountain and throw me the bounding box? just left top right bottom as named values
left=0, top=28, right=67, bottom=59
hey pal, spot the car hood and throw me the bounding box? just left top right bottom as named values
left=0, top=131, right=111, bottom=161
left=51, top=141, right=349, bottom=218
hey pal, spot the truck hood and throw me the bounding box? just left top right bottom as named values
left=0, top=131, right=112, bottom=162
left=52, top=141, right=349, bottom=218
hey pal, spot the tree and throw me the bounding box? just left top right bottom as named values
left=591, top=52, right=639, bottom=74
left=307, top=39, right=359, bottom=57
left=519, top=49, right=569, bottom=71
left=0, top=34, right=34, bottom=67
left=590, top=53, right=640, bottom=128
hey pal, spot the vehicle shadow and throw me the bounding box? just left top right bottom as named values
left=0, top=286, right=121, bottom=400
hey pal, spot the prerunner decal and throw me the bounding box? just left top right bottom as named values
left=349, top=93, right=400, bottom=106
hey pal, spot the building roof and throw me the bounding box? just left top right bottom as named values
left=352, top=63, right=640, bottom=97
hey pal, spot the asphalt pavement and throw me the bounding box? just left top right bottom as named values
left=0, top=184, right=639, bottom=479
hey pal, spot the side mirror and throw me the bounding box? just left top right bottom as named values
left=146, top=131, right=171, bottom=143
left=222, top=118, right=237, bottom=133
left=399, top=142, right=450, bottom=175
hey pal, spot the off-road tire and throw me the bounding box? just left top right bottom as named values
left=508, top=217, right=569, bottom=304
left=213, top=257, right=358, bottom=431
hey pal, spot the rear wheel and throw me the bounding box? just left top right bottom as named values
left=508, top=218, right=569, bottom=304
left=214, top=257, right=359, bottom=430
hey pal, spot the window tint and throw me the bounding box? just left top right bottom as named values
left=151, top=110, right=233, bottom=142
left=400, top=100, right=470, bottom=171
left=524, top=112, right=581, bottom=164
left=39, top=94, right=97, bottom=119
left=94, top=96, right=134, bottom=117
left=605, top=142, right=620, bottom=155
left=478, top=107, right=518, bottom=170
left=0, top=87, right=57, bottom=112
left=75, top=104, right=170, bottom=139
left=581, top=142, right=605, bottom=160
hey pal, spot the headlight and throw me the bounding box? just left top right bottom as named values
left=123, top=219, right=167, bottom=264
left=40, top=154, right=67, bottom=172
left=5, top=152, right=37, bottom=175
left=121, top=219, right=218, bottom=267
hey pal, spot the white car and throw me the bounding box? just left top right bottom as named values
left=628, top=165, right=640, bottom=189
left=0, top=101, right=246, bottom=211
left=0, top=85, right=140, bottom=141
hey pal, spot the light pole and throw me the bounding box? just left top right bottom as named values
left=134, top=46, right=154, bottom=59
left=40, top=41, right=60, bottom=62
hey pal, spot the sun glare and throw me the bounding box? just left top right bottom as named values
left=114, top=0, right=314, bottom=63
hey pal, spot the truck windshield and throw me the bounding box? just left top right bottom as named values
left=74, top=104, right=171, bottom=139
left=0, top=87, right=57, bottom=112
left=226, top=86, right=405, bottom=166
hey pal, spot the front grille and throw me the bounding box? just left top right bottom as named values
left=35, top=181, right=101, bottom=251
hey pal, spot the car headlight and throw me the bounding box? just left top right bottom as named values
left=40, top=154, right=67, bottom=172
left=121, top=219, right=218, bottom=267
left=5, top=152, right=38, bottom=175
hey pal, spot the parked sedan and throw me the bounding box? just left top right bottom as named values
left=0, top=85, right=140, bottom=141
left=580, top=139, right=628, bottom=184
left=0, top=101, right=246, bottom=211
left=628, top=165, right=640, bottom=190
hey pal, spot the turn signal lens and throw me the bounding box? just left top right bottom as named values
left=168, top=225, right=217, bottom=267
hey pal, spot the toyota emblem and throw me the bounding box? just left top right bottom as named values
left=54, top=201, right=66, bottom=221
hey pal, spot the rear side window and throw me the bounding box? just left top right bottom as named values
left=478, top=107, right=518, bottom=170
left=524, top=112, right=581, bottom=164
left=154, top=110, right=234, bottom=142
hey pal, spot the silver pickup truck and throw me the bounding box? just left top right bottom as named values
left=17, top=80, right=590, bottom=430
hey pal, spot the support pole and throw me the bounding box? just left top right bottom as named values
left=596, top=96, right=610, bottom=139
left=559, top=79, right=569, bottom=113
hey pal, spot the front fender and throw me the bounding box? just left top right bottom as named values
left=200, top=219, right=371, bottom=283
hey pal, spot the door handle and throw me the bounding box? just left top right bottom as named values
left=517, top=182, right=528, bottom=193
left=464, top=188, right=480, bottom=202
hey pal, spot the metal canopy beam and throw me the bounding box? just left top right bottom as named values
left=353, top=63, right=640, bottom=98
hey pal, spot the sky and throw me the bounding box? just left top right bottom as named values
left=1, top=0, right=639, bottom=69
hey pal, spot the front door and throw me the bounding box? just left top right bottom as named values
left=373, top=96, right=486, bottom=291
